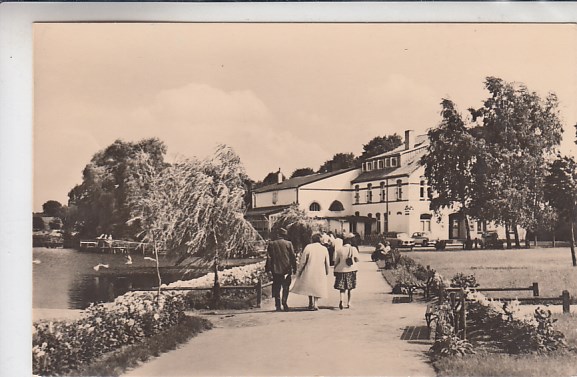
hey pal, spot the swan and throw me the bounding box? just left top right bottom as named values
left=93, top=263, right=110, bottom=271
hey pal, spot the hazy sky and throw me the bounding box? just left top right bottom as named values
left=33, top=23, right=577, bottom=211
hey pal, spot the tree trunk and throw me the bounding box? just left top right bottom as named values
left=552, top=233, right=556, bottom=248
left=513, top=223, right=520, bottom=249
left=211, top=252, right=221, bottom=308
left=505, top=223, right=512, bottom=249
left=570, top=218, right=576, bottom=267
left=464, top=216, right=471, bottom=241
left=154, top=244, right=162, bottom=303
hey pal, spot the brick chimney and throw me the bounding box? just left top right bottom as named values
left=404, top=130, right=415, bottom=150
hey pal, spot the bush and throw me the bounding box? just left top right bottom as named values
left=32, top=291, right=186, bottom=376
left=450, top=273, right=479, bottom=289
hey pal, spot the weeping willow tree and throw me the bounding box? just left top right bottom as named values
left=129, top=145, right=260, bottom=304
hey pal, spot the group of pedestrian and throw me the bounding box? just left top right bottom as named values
left=265, top=228, right=360, bottom=312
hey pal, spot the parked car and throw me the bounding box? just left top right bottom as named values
left=411, top=231, right=437, bottom=247
left=481, top=232, right=504, bottom=249
left=384, top=232, right=415, bottom=250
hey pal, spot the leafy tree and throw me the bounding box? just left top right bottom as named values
left=67, top=138, right=167, bottom=240
left=545, top=156, right=577, bottom=266
left=42, top=200, right=63, bottom=217
left=422, top=99, right=480, bottom=242
left=359, top=134, right=403, bottom=161
left=48, top=218, right=63, bottom=230
left=271, top=204, right=320, bottom=252
left=258, top=170, right=285, bottom=187
left=129, top=145, right=260, bottom=302
left=33, top=216, right=45, bottom=231
left=318, top=152, right=356, bottom=173
left=471, top=77, right=562, bottom=247
left=290, top=167, right=315, bottom=179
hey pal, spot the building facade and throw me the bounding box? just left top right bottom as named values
left=246, top=130, right=512, bottom=241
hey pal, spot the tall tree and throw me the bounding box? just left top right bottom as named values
left=290, top=167, right=315, bottom=179
left=318, top=152, right=356, bottom=173
left=42, top=200, right=63, bottom=217
left=472, top=77, right=563, bottom=247
left=68, top=138, right=167, bottom=239
left=359, top=134, right=403, bottom=161
left=422, top=99, right=479, bottom=243
left=129, top=145, right=261, bottom=302
left=545, top=156, right=577, bottom=266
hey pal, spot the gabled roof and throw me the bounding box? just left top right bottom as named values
left=369, top=134, right=429, bottom=160
left=352, top=146, right=426, bottom=184
left=252, top=167, right=358, bottom=194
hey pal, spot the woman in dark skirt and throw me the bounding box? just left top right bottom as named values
left=333, top=232, right=360, bottom=309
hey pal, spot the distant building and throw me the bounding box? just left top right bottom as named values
left=247, top=130, right=514, bottom=241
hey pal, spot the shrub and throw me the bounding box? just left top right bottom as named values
left=450, top=273, right=479, bottom=289
left=32, top=292, right=186, bottom=376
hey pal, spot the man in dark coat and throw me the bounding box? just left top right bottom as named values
left=266, top=228, right=297, bottom=312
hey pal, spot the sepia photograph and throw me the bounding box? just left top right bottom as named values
left=2, top=4, right=577, bottom=376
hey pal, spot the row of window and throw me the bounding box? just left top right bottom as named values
left=354, top=180, right=403, bottom=204
left=353, top=180, right=432, bottom=204
left=362, top=156, right=399, bottom=172
left=309, top=200, right=345, bottom=212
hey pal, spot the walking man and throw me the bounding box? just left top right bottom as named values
left=266, top=228, right=297, bottom=312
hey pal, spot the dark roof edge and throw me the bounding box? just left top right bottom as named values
left=252, top=167, right=358, bottom=193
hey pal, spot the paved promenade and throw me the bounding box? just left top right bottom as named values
left=124, top=248, right=435, bottom=376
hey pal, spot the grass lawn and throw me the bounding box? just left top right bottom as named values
left=407, top=248, right=577, bottom=377
left=406, top=247, right=577, bottom=300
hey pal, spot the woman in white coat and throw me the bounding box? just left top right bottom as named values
left=333, top=232, right=360, bottom=309
left=291, top=232, right=330, bottom=310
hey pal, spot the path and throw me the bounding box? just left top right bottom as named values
left=123, top=248, right=435, bottom=376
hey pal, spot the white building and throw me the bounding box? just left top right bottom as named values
left=246, top=130, right=510, bottom=242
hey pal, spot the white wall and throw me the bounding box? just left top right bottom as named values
left=253, top=188, right=297, bottom=208
left=298, top=169, right=360, bottom=217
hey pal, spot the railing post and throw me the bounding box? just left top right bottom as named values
left=532, top=282, right=539, bottom=297
left=562, top=290, right=570, bottom=313
left=460, top=289, right=467, bottom=340
left=438, top=286, right=445, bottom=305
left=256, top=278, right=263, bottom=308
left=449, top=292, right=457, bottom=331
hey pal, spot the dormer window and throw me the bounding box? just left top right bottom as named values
left=366, top=161, right=373, bottom=171
left=385, top=158, right=390, bottom=168
left=391, top=157, right=398, bottom=167
left=377, top=159, right=384, bottom=169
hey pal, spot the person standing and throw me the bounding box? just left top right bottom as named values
left=266, top=228, right=297, bottom=312
left=333, top=232, right=360, bottom=309
left=291, top=232, right=330, bottom=310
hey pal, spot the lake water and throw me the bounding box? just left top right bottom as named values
left=33, top=248, right=205, bottom=310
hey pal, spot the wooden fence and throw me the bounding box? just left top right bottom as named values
left=131, top=279, right=273, bottom=308
left=425, top=283, right=572, bottom=341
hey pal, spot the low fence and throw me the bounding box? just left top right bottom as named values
left=425, top=283, right=572, bottom=341
left=131, top=279, right=273, bottom=308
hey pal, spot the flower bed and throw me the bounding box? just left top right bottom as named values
left=33, top=291, right=186, bottom=376
left=465, top=290, right=567, bottom=354
left=166, top=261, right=269, bottom=289
left=429, top=275, right=567, bottom=359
